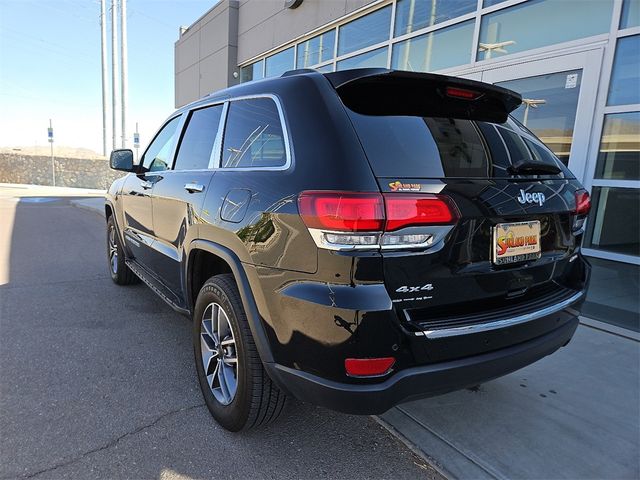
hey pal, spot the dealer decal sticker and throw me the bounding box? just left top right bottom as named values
left=389, top=181, right=421, bottom=192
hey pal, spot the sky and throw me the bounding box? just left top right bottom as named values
left=0, top=0, right=215, bottom=155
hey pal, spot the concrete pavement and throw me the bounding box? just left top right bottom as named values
left=0, top=186, right=437, bottom=479
left=381, top=324, right=640, bottom=479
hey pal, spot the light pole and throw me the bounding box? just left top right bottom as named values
left=111, top=0, right=119, bottom=150
left=100, top=0, right=108, bottom=157
left=120, top=0, right=128, bottom=148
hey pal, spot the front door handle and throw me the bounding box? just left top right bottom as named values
left=184, top=183, right=205, bottom=193
left=140, top=180, right=153, bottom=190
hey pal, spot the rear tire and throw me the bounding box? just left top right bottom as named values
left=106, top=216, right=139, bottom=285
left=193, top=274, right=286, bottom=431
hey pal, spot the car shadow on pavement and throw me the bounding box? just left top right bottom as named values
left=0, top=194, right=436, bottom=480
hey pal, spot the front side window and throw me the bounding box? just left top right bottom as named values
left=174, top=104, right=224, bottom=171
left=141, top=115, right=181, bottom=173
left=221, top=98, right=287, bottom=169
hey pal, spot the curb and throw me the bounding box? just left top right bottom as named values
left=70, top=199, right=105, bottom=218
left=373, top=414, right=453, bottom=479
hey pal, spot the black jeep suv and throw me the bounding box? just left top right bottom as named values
left=106, top=69, right=591, bottom=431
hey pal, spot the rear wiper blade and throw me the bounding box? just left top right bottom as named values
left=508, top=159, right=561, bottom=175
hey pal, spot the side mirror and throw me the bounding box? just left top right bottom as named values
left=110, top=149, right=135, bottom=172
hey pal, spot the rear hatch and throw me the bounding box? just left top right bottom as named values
left=328, top=70, right=589, bottom=356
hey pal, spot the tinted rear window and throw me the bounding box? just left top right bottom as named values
left=347, top=111, right=572, bottom=179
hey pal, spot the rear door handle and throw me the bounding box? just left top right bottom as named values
left=184, top=183, right=205, bottom=193
left=140, top=180, right=153, bottom=190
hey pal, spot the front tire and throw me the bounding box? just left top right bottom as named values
left=193, top=274, right=286, bottom=431
left=106, top=216, right=139, bottom=285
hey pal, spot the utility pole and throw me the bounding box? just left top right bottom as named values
left=111, top=0, right=119, bottom=150
left=120, top=0, right=128, bottom=148
left=100, top=0, right=108, bottom=156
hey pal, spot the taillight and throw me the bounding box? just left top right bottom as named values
left=298, top=191, right=384, bottom=231
left=298, top=191, right=458, bottom=250
left=384, top=194, right=458, bottom=231
left=574, top=190, right=591, bottom=215
left=345, top=357, right=395, bottom=377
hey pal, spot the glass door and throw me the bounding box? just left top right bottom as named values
left=481, top=48, right=604, bottom=183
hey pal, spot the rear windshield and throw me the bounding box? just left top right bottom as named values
left=346, top=111, right=573, bottom=179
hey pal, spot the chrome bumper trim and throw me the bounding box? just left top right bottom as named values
left=416, top=290, right=584, bottom=339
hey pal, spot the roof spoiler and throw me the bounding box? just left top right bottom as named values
left=324, top=69, right=522, bottom=123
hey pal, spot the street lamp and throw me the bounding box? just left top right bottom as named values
left=522, top=98, right=546, bottom=127
left=478, top=40, right=515, bottom=59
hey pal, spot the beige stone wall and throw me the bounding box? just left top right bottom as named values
left=0, top=153, right=123, bottom=190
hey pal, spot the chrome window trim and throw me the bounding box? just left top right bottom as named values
left=415, top=290, right=585, bottom=339
left=169, top=94, right=293, bottom=173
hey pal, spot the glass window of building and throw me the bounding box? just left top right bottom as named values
left=315, top=64, right=334, bottom=73
left=393, top=0, right=476, bottom=37
left=477, top=0, right=614, bottom=61
left=483, top=0, right=508, bottom=6
left=595, top=112, right=640, bottom=180
left=585, top=187, right=640, bottom=257
left=240, top=60, right=263, bottom=83
left=496, top=70, right=582, bottom=164
left=174, top=105, right=224, bottom=171
left=338, top=5, right=392, bottom=56
left=221, top=98, right=287, bottom=169
left=264, top=48, right=294, bottom=78
left=620, top=0, right=640, bottom=29
left=582, top=257, right=639, bottom=332
left=392, top=20, right=474, bottom=72
left=296, top=30, right=336, bottom=68
left=607, top=35, right=640, bottom=106
left=336, top=47, right=388, bottom=71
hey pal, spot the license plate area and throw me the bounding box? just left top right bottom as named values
left=493, top=221, right=541, bottom=265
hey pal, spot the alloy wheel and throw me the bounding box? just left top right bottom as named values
left=200, top=302, right=238, bottom=405
left=108, top=225, right=118, bottom=274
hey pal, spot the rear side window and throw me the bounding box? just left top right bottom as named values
left=221, top=98, right=287, bottom=169
left=174, top=104, right=224, bottom=171
left=347, top=111, right=572, bottom=179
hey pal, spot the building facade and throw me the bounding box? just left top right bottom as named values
left=175, top=0, right=639, bottom=330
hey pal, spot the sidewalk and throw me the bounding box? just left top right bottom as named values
left=379, top=321, right=640, bottom=479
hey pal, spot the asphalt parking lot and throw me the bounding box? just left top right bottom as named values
left=0, top=186, right=439, bottom=480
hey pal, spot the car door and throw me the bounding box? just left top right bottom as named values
left=121, top=115, right=182, bottom=268
left=151, top=103, right=224, bottom=296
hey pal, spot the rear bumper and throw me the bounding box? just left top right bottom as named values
left=265, top=315, right=579, bottom=415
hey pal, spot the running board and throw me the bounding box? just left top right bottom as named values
left=125, top=259, right=190, bottom=316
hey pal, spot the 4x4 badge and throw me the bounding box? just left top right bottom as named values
left=396, top=284, right=434, bottom=293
